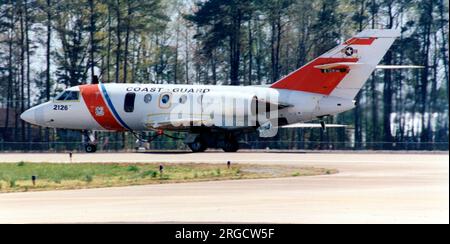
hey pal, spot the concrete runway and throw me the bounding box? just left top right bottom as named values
left=0, top=152, right=448, bottom=224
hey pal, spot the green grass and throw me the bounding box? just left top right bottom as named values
left=0, top=162, right=337, bottom=193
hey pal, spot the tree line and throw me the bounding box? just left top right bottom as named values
left=0, top=0, right=448, bottom=150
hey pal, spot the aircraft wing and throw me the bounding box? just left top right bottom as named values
left=145, top=118, right=211, bottom=130
left=281, top=123, right=348, bottom=128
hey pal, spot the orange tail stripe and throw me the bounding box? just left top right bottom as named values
left=271, top=58, right=358, bottom=95
left=80, top=84, right=124, bottom=131
left=344, top=37, right=376, bottom=45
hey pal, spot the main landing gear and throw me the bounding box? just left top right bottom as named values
left=185, top=132, right=240, bottom=153
left=221, top=134, right=239, bottom=152
left=80, top=130, right=240, bottom=153
left=187, top=136, right=207, bottom=153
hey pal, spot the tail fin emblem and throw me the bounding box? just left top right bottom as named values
left=343, top=47, right=356, bottom=57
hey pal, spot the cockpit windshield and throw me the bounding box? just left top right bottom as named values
left=55, top=91, right=79, bottom=101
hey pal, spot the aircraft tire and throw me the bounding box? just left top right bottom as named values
left=85, top=144, right=97, bottom=153
left=187, top=138, right=207, bottom=153
left=222, top=139, right=239, bottom=152
left=222, top=142, right=239, bottom=152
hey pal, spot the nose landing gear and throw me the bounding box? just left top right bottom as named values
left=85, top=143, right=97, bottom=153
left=83, top=131, right=97, bottom=153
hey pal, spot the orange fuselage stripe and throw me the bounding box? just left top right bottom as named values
left=79, top=84, right=125, bottom=131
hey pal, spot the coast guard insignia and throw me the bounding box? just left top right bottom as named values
left=95, top=106, right=104, bottom=116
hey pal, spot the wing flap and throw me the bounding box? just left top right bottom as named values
left=375, top=65, right=424, bottom=69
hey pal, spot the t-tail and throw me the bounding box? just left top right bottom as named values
left=270, top=29, right=401, bottom=99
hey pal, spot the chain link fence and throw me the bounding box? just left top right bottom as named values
left=0, top=140, right=448, bottom=152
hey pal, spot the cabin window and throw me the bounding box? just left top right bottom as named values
left=124, top=92, right=136, bottom=113
left=161, top=94, right=170, bottom=104
left=159, top=93, right=172, bottom=109
left=144, top=94, right=152, bottom=103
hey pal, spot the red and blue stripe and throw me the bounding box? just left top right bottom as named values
left=80, top=84, right=131, bottom=131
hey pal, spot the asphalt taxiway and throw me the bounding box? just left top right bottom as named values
left=0, top=152, right=448, bottom=224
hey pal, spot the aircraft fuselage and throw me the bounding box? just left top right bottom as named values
left=21, top=83, right=354, bottom=132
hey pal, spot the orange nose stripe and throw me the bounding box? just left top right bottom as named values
left=79, top=84, right=124, bottom=131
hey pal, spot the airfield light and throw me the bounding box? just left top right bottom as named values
left=159, top=164, right=164, bottom=175
left=31, top=176, right=37, bottom=186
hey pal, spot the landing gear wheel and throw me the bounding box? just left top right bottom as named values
left=222, top=141, right=239, bottom=152
left=85, top=144, right=97, bottom=153
left=188, top=138, right=207, bottom=153
left=222, top=137, right=239, bottom=152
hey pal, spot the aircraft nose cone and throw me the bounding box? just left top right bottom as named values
left=20, top=108, right=36, bottom=125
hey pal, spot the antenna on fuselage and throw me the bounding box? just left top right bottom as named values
left=92, top=75, right=99, bottom=84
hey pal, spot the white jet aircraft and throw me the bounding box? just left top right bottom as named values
left=21, top=29, right=416, bottom=152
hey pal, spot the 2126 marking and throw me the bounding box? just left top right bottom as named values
left=53, top=105, right=69, bottom=111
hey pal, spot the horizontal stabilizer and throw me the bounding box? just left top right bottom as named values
left=376, top=65, right=424, bottom=69
left=313, top=63, right=423, bottom=70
